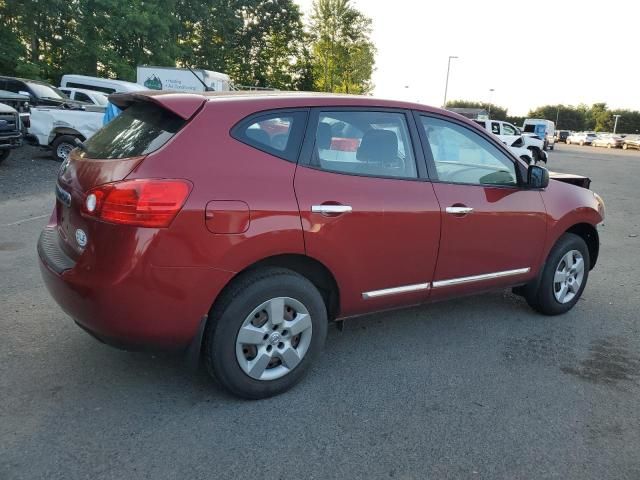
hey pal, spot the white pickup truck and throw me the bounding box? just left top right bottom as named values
left=473, top=119, right=547, bottom=163
left=28, top=106, right=103, bottom=161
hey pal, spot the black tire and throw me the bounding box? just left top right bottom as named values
left=51, top=135, right=78, bottom=162
left=549, top=144, right=554, bottom=151
left=0, top=149, right=10, bottom=164
left=204, top=267, right=328, bottom=399
left=525, top=233, right=590, bottom=315
left=529, top=148, right=540, bottom=163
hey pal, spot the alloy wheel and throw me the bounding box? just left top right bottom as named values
left=553, top=249, right=585, bottom=304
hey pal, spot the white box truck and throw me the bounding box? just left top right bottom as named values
left=136, top=66, right=231, bottom=92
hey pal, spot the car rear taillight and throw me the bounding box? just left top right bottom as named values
left=81, top=179, right=192, bottom=228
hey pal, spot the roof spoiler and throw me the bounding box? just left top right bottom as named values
left=109, top=91, right=206, bottom=120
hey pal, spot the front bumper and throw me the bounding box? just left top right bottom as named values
left=0, top=133, right=22, bottom=149
left=38, top=223, right=233, bottom=351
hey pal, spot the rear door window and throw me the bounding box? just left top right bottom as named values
left=309, top=110, right=418, bottom=179
left=82, top=102, right=185, bottom=159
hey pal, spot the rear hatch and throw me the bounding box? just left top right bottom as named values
left=54, top=98, right=199, bottom=261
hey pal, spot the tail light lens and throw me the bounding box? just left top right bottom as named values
left=81, top=179, right=192, bottom=228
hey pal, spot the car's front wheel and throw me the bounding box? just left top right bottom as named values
left=525, top=233, right=590, bottom=315
left=204, top=268, right=328, bottom=399
left=0, top=149, right=10, bottom=164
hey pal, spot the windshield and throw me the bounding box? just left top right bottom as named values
left=93, top=93, right=108, bottom=106
left=27, top=82, right=66, bottom=100
left=82, top=102, right=185, bottom=159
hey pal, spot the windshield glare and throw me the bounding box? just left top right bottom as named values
left=27, top=82, right=65, bottom=100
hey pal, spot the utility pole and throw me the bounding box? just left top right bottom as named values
left=487, top=88, right=495, bottom=118
left=613, top=114, right=621, bottom=134
left=442, top=56, right=458, bottom=108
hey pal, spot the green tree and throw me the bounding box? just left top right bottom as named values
left=309, top=0, right=375, bottom=94
left=527, top=104, right=586, bottom=131
left=445, top=100, right=508, bottom=121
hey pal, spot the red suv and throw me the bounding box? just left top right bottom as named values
left=38, top=92, right=605, bottom=398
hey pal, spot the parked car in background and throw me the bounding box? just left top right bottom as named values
left=0, top=102, right=23, bottom=164
left=473, top=119, right=546, bottom=163
left=566, top=132, right=597, bottom=145
left=60, top=74, right=146, bottom=94
left=0, top=76, right=84, bottom=108
left=523, top=118, right=555, bottom=150
left=0, top=89, right=30, bottom=131
left=554, top=130, right=570, bottom=143
left=39, top=91, right=605, bottom=399
left=622, top=135, right=640, bottom=150
left=59, top=87, right=108, bottom=106
left=591, top=134, right=623, bottom=149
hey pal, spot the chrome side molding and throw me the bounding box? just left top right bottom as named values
left=362, top=268, right=531, bottom=299
left=362, top=282, right=430, bottom=299
left=432, top=267, right=531, bottom=288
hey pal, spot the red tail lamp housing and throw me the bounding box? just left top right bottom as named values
left=81, top=179, right=192, bottom=228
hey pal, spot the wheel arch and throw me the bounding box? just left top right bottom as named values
left=213, top=253, right=340, bottom=322
left=48, top=128, right=85, bottom=145
left=565, top=223, right=599, bottom=269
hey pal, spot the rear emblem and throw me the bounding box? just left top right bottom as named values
left=75, top=229, right=87, bottom=248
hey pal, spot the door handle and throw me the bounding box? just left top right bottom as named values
left=446, top=206, right=474, bottom=215
left=311, top=205, right=352, bottom=214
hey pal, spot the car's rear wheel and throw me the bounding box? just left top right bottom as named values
left=623, top=143, right=628, bottom=150
left=51, top=135, right=78, bottom=162
left=525, top=233, right=590, bottom=315
left=579, top=141, right=584, bottom=146
left=0, top=149, right=10, bottom=164
left=204, top=268, right=328, bottom=399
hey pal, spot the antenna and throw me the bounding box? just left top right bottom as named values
left=186, top=66, right=213, bottom=91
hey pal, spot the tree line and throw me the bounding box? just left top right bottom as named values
left=447, top=100, right=640, bottom=134
left=0, top=0, right=375, bottom=93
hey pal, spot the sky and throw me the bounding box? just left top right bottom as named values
left=294, top=0, right=640, bottom=116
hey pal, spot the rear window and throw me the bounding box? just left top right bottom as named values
left=82, top=102, right=185, bottom=159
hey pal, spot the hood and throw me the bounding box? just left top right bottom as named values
left=549, top=171, right=591, bottom=189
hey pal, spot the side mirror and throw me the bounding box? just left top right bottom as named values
left=528, top=164, right=549, bottom=189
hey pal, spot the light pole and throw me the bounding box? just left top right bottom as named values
left=487, top=88, right=495, bottom=117
left=613, top=114, right=621, bottom=134
left=442, top=56, right=458, bottom=108
left=555, top=106, right=560, bottom=128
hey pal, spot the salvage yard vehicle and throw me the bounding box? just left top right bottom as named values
left=622, top=135, right=640, bottom=150
left=0, top=102, right=22, bottom=163
left=567, top=131, right=597, bottom=145
left=38, top=92, right=605, bottom=399
left=591, top=134, right=623, bottom=149
left=0, top=89, right=31, bottom=131
left=28, top=105, right=103, bottom=161
left=59, top=87, right=108, bottom=106
left=473, top=119, right=546, bottom=163
left=523, top=118, right=555, bottom=150
left=0, top=76, right=84, bottom=108
left=60, top=74, right=146, bottom=94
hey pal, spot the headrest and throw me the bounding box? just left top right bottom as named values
left=356, top=129, right=398, bottom=163
left=316, top=122, right=332, bottom=149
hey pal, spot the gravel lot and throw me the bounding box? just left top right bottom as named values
left=1, top=144, right=639, bottom=479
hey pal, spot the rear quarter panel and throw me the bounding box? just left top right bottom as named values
left=128, top=100, right=306, bottom=271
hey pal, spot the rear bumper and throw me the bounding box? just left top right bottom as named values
left=38, top=224, right=234, bottom=351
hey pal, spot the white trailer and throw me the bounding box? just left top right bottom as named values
left=136, top=66, right=231, bottom=93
